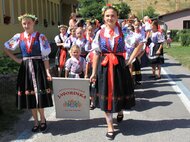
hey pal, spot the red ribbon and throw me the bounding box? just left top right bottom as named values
left=101, top=53, right=119, bottom=110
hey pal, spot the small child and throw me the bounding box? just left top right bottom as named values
left=64, top=27, right=77, bottom=49
left=65, top=45, right=86, bottom=78
left=166, top=30, right=172, bottom=48
left=73, top=27, right=89, bottom=58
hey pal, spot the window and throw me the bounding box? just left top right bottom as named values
left=183, top=20, right=190, bottom=29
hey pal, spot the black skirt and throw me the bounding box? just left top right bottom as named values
left=148, top=43, right=164, bottom=65
left=95, top=55, right=135, bottom=113
left=16, top=59, right=53, bottom=109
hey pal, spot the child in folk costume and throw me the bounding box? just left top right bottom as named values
left=65, top=45, right=86, bottom=78
left=132, top=21, right=146, bottom=85
left=64, top=27, right=77, bottom=49
left=90, top=6, right=137, bottom=140
left=166, top=30, right=172, bottom=48
left=147, top=20, right=165, bottom=79
left=3, top=14, right=53, bottom=132
left=72, top=27, right=89, bottom=58
left=54, top=25, right=68, bottom=77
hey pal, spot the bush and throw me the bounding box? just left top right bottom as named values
left=0, top=52, right=19, bottom=75
left=180, top=33, right=190, bottom=46
left=170, top=30, right=180, bottom=42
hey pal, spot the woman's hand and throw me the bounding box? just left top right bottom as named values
left=46, top=73, right=52, bottom=81
left=15, top=58, right=22, bottom=64
left=90, top=74, right=96, bottom=83
left=156, top=50, right=161, bottom=55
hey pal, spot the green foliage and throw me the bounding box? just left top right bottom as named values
left=114, top=2, right=131, bottom=19
left=137, top=5, right=159, bottom=20
left=170, top=30, right=180, bottom=42
left=78, top=1, right=131, bottom=22
left=0, top=52, right=19, bottom=75
left=78, top=0, right=105, bottom=22
left=180, top=33, right=190, bottom=46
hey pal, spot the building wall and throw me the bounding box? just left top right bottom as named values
left=160, top=10, right=190, bottom=30
left=0, top=0, right=77, bottom=51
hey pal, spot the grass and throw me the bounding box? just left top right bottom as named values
left=165, top=42, right=190, bottom=69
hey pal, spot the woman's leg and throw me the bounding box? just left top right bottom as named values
left=105, top=112, right=114, bottom=132
left=157, top=65, right=161, bottom=78
left=31, top=109, right=38, bottom=126
left=38, top=108, right=47, bottom=131
left=38, top=108, right=46, bottom=123
left=151, top=65, right=156, bottom=76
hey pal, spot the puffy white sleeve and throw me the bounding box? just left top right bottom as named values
left=54, top=35, right=61, bottom=43
left=4, top=34, right=20, bottom=51
left=158, top=32, right=165, bottom=43
left=39, top=34, right=51, bottom=61
left=65, top=58, right=72, bottom=71
left=64, top=37, right=72, bottom=48
left=91, top=30, right=101, bottom=54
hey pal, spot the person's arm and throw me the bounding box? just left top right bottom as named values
left=43, top=60, right=51, bottom=81
left=127, top=43, right=143, bottom=65
left=89, top=53, right=99, bottom=83
left=3, top=47, right=22, bottom=64
left=65, top=70, right=69, bottom=78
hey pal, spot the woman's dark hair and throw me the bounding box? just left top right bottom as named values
left=103, top=6, right=119, bottom=16
left=152, top=20, right=159, bottom=29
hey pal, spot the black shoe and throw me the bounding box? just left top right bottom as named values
left=149, top=75, right=156, bottom=79
left=135, top=81, right=142, bottom=85
left=40, top=120, right=47, bottom=132
left=155, top=76, right=161, bottom=80
left=117, top=113, right=124, bottom=123
left=106, top=131, right=115, bottom=140
left=90, top=105, right=95, bottom=110
left=31, top=125, right=39, bottom=132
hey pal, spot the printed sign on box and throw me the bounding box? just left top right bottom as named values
left=52, top=77, right=90, bottom=119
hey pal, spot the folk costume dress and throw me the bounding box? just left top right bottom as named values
left=65, top=56, right=86, bottom=78
left=54, top=33, right=68, bottom=68
left=72, top=38, right=89, bottom=58
left=92, top=26, right=135, bottom=113
left=147, top=31, right=165, bottom=65
left=4, top=32, right=53, bottom=109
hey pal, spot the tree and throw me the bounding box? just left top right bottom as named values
left=137, top=6, right=159, bottom=20
left=78, top=0, right=105, bottom=22
left=114, top=2, right=131, bottom=19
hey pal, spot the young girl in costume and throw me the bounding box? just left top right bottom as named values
left=65, top=45, right=86, bottom=78
left=54, top=25, right=69, bottom=77
left=3, top=14, right=53, bottom=132
left=90, top=6, right=137, bottom=140
left=147, top=20, right=165, bottom=79
left=73, top=27, right=89, bottom=58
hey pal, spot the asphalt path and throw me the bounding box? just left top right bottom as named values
left=0, top=55, right=190, bottom=142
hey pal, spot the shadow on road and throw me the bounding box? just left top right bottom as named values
left=43, top=118, right=106, bottom=136
left=118, top=118, right=190, bottom=136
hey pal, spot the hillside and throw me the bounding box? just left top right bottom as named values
left=110, top=0, right=190, bottom=16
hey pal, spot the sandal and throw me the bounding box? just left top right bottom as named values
left=40, top=120, right=47, bottom=132
left=31, top=125, right=39, bottom=132
left=117, top=113, right=124, bottom=123
left=106, top=131, right=115, bottom=140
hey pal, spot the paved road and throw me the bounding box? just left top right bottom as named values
left=1, top=55, right=190, bottom=142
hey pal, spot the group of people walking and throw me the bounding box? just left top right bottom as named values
left=3, top=4, right=166, bottom=140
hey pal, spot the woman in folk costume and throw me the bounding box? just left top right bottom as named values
left=3, top=14, right=53, bottom=132
left=90, top=5, right=137, bottom=140
left=147, top=20, right=165, bottom=80
left=54, top=25, right=68, bottom=77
